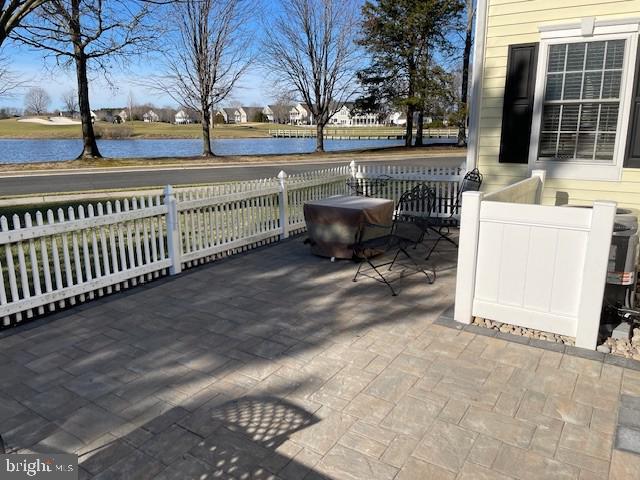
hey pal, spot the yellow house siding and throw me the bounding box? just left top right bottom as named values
left=477, top=1, right=640, bottom=213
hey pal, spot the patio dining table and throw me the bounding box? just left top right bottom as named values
left=303, top=195, right=395, bottom=259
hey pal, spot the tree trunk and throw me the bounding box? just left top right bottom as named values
left=415, top=110, right=424, bottom=146
left=201, top=109, right=213, bottom=156
left=458, top=3, right=474, bottom=147
left=74, top=53, right=101, bottom=159
left=315, top=123, right=324, bottom=152
left=71, top=0, right=101, bottom=160
left=405, top=104, right=414, bottom=147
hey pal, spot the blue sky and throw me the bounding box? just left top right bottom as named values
left=1, top=38, right=271, bottom=110
left=0, top=0, right=277, bottom=111
left=0, top=0, right=465, bottom=112
left=0, top=0, right=360, bottom=111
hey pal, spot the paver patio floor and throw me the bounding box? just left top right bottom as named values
left=1, top=237, right=640, bottom=479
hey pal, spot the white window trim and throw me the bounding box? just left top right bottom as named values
left=528, top=23, right=639, bottom=181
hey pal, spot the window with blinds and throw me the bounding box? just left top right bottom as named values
left=539, top=39, right=626, bottom=163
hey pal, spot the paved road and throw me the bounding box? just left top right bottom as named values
left=0, top=154, right=465, bottom=196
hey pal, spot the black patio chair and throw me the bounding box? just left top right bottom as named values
left=346, top=175, right=392, bottom=197
left=350, top=183, right=437, bottom=296
left=424, top=168, right=483, bottom=259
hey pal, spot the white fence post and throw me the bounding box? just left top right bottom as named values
left=531, top=169, right=546, bottom=204
left=278, top=171, right=290, bottom=239
left=575, top=200, right=616, bottom=349
left=349, top=160, right=357, bottom=179
left=164, top=185, right=182, bottom=275
left=454, top=191, right=483, bottom=325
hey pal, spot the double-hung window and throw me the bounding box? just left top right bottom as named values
left=530, top=24, right=639, bottom=180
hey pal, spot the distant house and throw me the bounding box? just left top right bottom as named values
left=239, top=106, right=263, bottom=123
left=219, top=107, right=241, bottom=124
left=263, top=105, right=274, bottom=122
left=143, top=110, right=159, bottom=123
left=264, top=104, right=294, bottom=124
left=290, top=103, right=314, bottom=125
left=174, top=110, right=193, bottom=124
left=330, top=104, right=352, bottom=126
left=387, top=111, right=435, bottom=127
left=327, top=103, right=382, bottom=126
left=388, top=112, right=406, bottom=126
left=117, top=110, right=128, bottom=122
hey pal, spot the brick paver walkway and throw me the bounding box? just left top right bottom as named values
left=0, top=237, right=639, bottom=479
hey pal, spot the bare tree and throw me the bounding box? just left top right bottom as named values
left=24, top=86, right=50, bottom=114
left=262, top=0, right=361, bottom=152
left=12, top=0, right=158, bottom=159
left=127, top=90, right=136, bottom=122
left=0, top=0, right=49, bottom=47
left=0, top=55, right=28, bottom=98
left=149, top=0, right=252, bottom=156
left=61, top=89, right=78, bottom=115
left=270, top=90, right=295, bottom=124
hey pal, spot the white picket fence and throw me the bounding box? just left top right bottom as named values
left=454, top=170, right=616, bottom=350
left=0, top=161, right=463, bottom=326
left=351, top=161, right=463, bottom=218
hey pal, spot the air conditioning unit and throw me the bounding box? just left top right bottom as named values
left=602, top=210, right=639, bottom=329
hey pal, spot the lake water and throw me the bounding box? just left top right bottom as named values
left=0, top=137, right=444, bottom=164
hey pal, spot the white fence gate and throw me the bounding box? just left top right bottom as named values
left=454, top=170, right=616, bottom=349
left=0, top=161, right=464, bottom=326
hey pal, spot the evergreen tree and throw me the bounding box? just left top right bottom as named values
left=358, top=0, right=463, bottom=146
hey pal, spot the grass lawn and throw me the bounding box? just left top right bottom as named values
left=0, top=118, right=429, bottom=140
left=0, top=119, right=298, bottom=139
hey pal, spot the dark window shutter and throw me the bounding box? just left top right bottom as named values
left=625, top=42, right=640, bottom=168
left=499, top=43, right=539, bottom=164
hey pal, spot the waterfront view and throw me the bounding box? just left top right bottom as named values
left=0, top=138, right=415, bottom=163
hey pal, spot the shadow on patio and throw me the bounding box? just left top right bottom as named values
left=0, top=235, right=458, bottom=479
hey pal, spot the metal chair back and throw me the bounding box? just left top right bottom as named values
left=396, top=183, right=436, bottom=221
left=394, top=183, right=437, bottom=243
left=451, top=168, right=483, bottom=216
left=346, top=175, right=392, bottom=197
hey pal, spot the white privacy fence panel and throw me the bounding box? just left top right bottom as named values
left=454, top=170, right=616, bottom=350
left=483, top=171, right=544, bottom=204
left=474, top=203, right=591, bottom=336
left=0, top=161, right=464, bottom=326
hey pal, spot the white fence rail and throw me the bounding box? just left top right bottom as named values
left=0, top=161, right=463, bottom=327
left=352, top=162, right=463, bottom=218
left=454, top=170, right=616, bottom=350
left=268, top=128, right=460, bottom=139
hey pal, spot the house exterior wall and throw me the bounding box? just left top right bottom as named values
left=475, top=3, right=640, bottom=212
left=263, top=106, right=274, bottom=122
left=328, top=106, right=381, bottom=126
left=290, top=104, right=313, bottom=125
left=331, top=106, right=350, bottom=125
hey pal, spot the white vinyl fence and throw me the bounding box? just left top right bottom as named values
left=0, top=161, right=464, bottom=326
left=454, top=170, right=616, bottom=349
